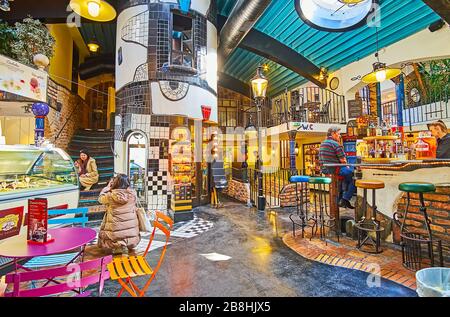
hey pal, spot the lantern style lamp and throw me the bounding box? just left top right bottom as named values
left=250, top=66, right=268, bottom=212
left=69, top=0, right=116, bottom=22
left=251, top=66, right=268, bottom=99
left=295, top=143, right=299, bottom=156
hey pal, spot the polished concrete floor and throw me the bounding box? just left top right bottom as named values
left=99, top=200, right=416, bottom=297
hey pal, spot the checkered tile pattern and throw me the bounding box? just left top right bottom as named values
left=148, top=171, right=168, bottom=195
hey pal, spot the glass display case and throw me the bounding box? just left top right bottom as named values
left=303, top=143, right=321, bottom=176
left=0, top=145, right=78, bottom=202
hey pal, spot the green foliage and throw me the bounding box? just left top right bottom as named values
left=10, top=17, right=55, bottom=67
left=418, top=59, right=450, bottom=101
left=0, top=20, right=17, bottom=58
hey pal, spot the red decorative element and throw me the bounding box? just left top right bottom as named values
left=0, top=207, right=24, bottom=241
left=201, top=105, right=211, bottom=121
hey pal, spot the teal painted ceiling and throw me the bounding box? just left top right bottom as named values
left=218, top=0, right=441, bottom=97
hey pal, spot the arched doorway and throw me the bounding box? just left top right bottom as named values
left=127, top=131, right=148, bottom=207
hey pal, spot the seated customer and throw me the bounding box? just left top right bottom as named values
left=319, top=127, right=356, bottom=209
left=97, top=174, right=141, bottom=255
left=75, top=149, right=99, bottom=191
left=428, top=120, right=450, bottom=159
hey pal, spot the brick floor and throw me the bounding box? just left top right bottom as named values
left=283, top=230, right=417, bottom=290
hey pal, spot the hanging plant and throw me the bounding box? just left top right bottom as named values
left=0, top=20, right=17, bottom=59
left=10, top=17, right=55, bottom=67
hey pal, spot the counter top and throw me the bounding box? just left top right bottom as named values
left=324, top=159, right=450, bottom=171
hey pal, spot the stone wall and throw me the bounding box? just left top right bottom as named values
left=394, top=185, right=450, bottom=265
left=279, top=183, right=309, bottom=207
left=44, top=81, right=89, bottom=151
left=223, top=179, right=250, bottom=203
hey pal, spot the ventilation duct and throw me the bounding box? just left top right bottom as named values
left=218, top=0, right=272, bottom=64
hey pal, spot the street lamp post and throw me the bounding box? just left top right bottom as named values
left=251, top=66, right=268, bottom=212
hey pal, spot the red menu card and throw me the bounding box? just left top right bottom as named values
left=27, top=198, right=48, bottom=243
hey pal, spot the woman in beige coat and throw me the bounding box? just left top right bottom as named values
left=76, top=149, right=99, bottom=191
left=97, top=174, right=141, bottom=255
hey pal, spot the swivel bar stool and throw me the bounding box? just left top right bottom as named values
left=354, top=180, right=385, bottom=254
left=288, top=175, right=310, bottom=238
left=394, top=182, right=443, bottom=271
left=308, top=177, right=338, bottom=244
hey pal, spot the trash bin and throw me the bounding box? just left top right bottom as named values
left=416, top=267, right=450, bottom=297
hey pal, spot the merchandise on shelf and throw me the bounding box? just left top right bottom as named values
left=303, top=143, right=321, bottom=176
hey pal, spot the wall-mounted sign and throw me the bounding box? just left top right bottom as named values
left=347, top=99, right=363, bottom=119
left=0, top=54, right=48, bottom=102
left=0, top=206, right=24, bottom=241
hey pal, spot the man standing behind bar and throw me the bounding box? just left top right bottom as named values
left=319, top=127, right=356, bottom=209
left=428, top=120, right=450, bottom=159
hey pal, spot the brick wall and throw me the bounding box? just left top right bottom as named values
left=279, top=183, right=309, bottom=207
left=223, top=179, right=250, bottom=203
left=44, top=82, right=89, bottom=151
left=394, top=185, right=450, bottom=265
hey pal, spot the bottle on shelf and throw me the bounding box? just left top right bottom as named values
left=381, top=120, right=389, bottom=136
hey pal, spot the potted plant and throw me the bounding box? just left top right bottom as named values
left=0, top=20, right=17, bottom=58
left=10, top=17, right=55, bottom=67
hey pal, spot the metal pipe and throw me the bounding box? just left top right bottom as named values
left=219, top=0, right=272, bottom=63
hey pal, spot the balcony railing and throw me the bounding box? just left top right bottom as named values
left=218, top=87, right=346, bottom=131
left=404, top=87, right=450, bottom=126
left=381, top=87, right=449, bottom=127
left=269, top=87, right=347, bottom=127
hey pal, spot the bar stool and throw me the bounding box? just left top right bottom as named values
left=288, top=175, right=310, bottom=238
left=354, top=180, right=385, bottom=253
left=394, top=182, right=443, bottom=271
left=309, top=177, right=338, bottom=244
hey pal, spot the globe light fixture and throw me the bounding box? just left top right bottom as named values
left=69, top=0, right=116, bottom=22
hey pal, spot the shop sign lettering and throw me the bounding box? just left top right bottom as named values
left=293, top=123, right=314, bottom=131
left=0, top=206, right=24, bottom=240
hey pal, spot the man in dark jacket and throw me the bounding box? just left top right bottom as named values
left=428, top=120, right=450, bottom=159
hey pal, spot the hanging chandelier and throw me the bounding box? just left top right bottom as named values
left=360, top=28, right=401, bottom=84
left=69, top=0, right=116, bottom=22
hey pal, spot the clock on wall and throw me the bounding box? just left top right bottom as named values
left=329, top=77, right=340, bottom=90
left=159, top=81, right=190, bottom=101
left=406, top=79, right=421, bottom=106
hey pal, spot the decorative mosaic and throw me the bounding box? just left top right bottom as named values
left=134, top=63, right=149, bottom=82
left=121, top=10, right=150, bottom=47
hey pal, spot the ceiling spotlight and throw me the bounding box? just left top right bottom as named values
left=0, top=0, right=11, bottom=12
left=87, top=38, right=100, bottom=53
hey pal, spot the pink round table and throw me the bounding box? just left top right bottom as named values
left=0, top=227, right=97, bottom=259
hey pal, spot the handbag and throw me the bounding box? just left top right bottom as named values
left=136, top=207, right=152, bottom=233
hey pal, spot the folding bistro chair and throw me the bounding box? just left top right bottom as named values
left=106, top=211, right=173, bottom=297
left=4, top=256, right=112, bottom=297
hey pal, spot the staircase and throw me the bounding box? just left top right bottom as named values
left=67, top=129, right=115, bottom=207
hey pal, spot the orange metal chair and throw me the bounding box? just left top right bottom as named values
left=106, top=211, right=173, bottom=297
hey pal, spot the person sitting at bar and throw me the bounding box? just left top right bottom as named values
left=75, top=149, right=99, bottom=191
left=428, top=120, right=450, bottom=159
left=319, top=127, right=356, bottom=209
